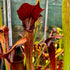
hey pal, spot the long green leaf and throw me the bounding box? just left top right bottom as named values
left=62, top=0, right=70, bottom=70
left=0, top=5, right=2, bottom=27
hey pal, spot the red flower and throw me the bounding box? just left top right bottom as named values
left=17, top=2, right=43, bottom=31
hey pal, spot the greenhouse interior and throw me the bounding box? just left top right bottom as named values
left=0, top=0, right=69, bottom=70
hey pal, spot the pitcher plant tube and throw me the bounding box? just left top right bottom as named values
left=0, top=25, right=27, bottom=70
left=17, top=1, right=43, bottom=70
left=45, top=34, right=63, bottom=70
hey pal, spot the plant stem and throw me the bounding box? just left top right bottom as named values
left=24, top=30, right=33, bottom=70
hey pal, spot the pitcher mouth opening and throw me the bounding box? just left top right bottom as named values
left=10, top=54, right=24, bottom=64
left=11, top=59, right=23, bottom=64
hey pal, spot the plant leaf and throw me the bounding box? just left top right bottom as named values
left=0, top=5, right=2, bottom=27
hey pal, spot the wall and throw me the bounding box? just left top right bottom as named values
left=48, top=0, right=62, bottom=28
